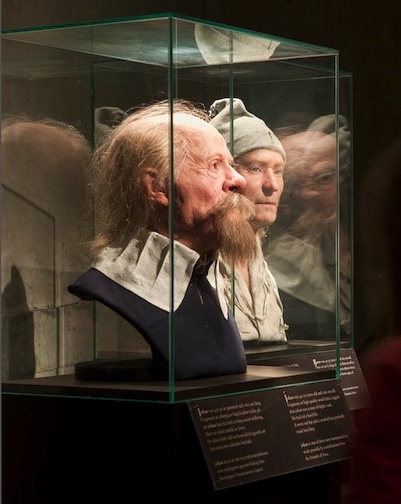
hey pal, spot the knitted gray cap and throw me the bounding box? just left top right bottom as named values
left=210, top=98, right=286, bottom=161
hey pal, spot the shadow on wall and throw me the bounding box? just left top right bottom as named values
left=2, top=265, right=35, bottom=379
left=1, top=117, right=93, bottom=378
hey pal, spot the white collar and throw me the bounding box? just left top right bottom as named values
left=93, top=229, right=228, bottom=317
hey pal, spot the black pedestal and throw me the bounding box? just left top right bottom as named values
left=2, top=380, right=347, bottom=504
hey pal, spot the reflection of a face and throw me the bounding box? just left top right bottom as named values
left=235, top=149, right=285, bottom=230
left=280, top=131, right=336, bottom=218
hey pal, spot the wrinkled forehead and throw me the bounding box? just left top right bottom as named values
left=141, top=112, right=208, bottom=129
left=145, top=112, right=219, bottom=138
left=138, top=112, right=229, bottom=163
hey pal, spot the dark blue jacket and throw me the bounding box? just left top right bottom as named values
left=68, top=265, right=246, bottom=380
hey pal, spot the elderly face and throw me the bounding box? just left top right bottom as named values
left=235, top=149, right=285, bottom=231
left=174, top=121, right=244, bottom=221
left=171, top=118, right=257, bottom=259
left=280, top=131, right=336, bottom=218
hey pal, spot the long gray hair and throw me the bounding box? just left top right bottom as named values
left=87, top=99, right=209, bottom=257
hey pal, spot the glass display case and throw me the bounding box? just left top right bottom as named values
left=1, top=13, right=351, bottom=403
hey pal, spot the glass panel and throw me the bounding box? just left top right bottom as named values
left=1, top=14, right=345, bottom=402
left=338, top=71, right=354, bottom=349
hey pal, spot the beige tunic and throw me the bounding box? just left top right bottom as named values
left=215, top=240, right=288, bottom=342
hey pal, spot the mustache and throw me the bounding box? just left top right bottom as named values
left=214, top=192, right=257, bottom=264
left=214, top=192, right=255, bottom=220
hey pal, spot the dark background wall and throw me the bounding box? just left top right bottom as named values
left=3, top=0, right=401, bottom=351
